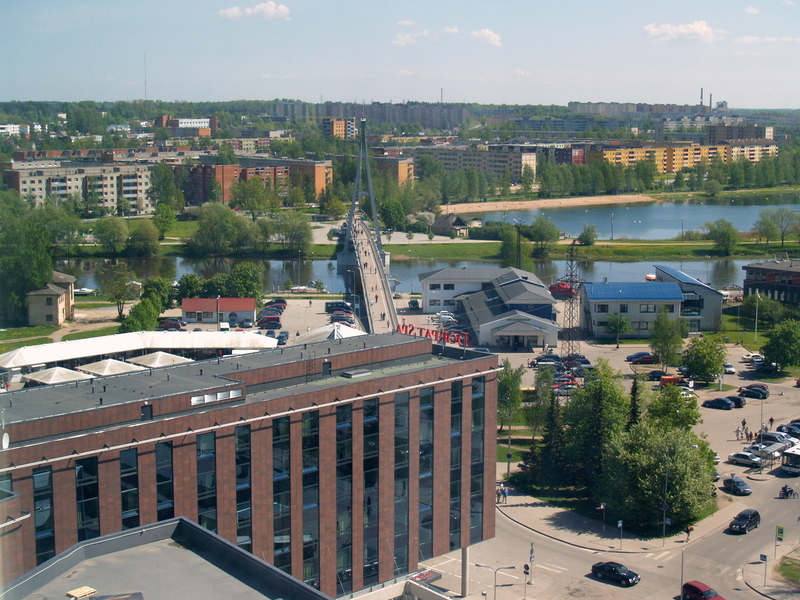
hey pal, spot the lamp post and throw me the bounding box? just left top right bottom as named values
left=216, top=295, right=220, bottom=330
left=513, top=219, right=522, bottom=269
left=754, top=290, right=761, bottom=344
left=475, top=564, right=515, bottom=600
left=681, top=217, right=684, bottom=241
left=610, top=212, right=614, bottom=240
left=347, top=269, right=355, bottom=300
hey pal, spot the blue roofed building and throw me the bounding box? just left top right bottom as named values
left=654, top=265, right=724, bottom=332
left=580, top=281, right=684, bottom=339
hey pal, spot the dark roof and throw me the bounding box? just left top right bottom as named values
left=431, top=214, right=468, bottom=229
left=418, top=266, right=536, bottom=284
left=743, top=259, right=800, bottom=273
left=0, top=518, right=331, bottom=600
left=583, top=282, right=683, bottom=302
left=494, top=278, right=554, bottom=305
left=654, top=265, right=721, bottom=295
left=26, top=283, right=66, bottom=297
left=51, top=270, right=76, bottom=284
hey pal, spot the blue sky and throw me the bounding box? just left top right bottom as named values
left=2, top=0, right=799, bottom=108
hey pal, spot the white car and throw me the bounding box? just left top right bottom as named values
left=741, top=353, right=763, bottom=363
left=724, top=363, right=736, bottom=374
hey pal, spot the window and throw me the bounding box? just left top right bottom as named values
left=155, top=442, right=173, bottom=521
left=196, top=433, right=217, bottom=532
left=429, top=299, right=441, bottom=306
left=76, top=457, right=100, bottom=541
left=45, top=297, right=53, bottom=306
left=120, top=449, right=139, bottom=529
left=595, top=304, right=609, bottom=313
left=46, top=315, right=53, bottom=322
left=640, top=304, right=657, bottom=313
left=33, top=467, right=55, bottom=565
left=429, top=284, right=441, bottom=290
left=619, top=304, right=628, bottom=313
left=235, top=426, right=252, bottom=552
left=444, top=299, right=456, bottom=306
left=444, top=284, right=455, bottom=290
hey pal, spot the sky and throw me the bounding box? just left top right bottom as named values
left=2, top=0, right=800, bottom=108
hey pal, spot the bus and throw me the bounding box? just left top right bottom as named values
left=780, top=446, right=800, bottom=476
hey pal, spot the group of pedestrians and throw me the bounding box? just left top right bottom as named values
left=496, top=484, right=509, bottom=504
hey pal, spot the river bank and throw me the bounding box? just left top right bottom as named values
left=443, top=193, right=658, bottom=215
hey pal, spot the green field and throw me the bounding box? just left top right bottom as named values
left=0, top=338, right=51, bottom=355
left=61, top=326, right=120, bottom=342
left=0, top=325, right=59, bottom=341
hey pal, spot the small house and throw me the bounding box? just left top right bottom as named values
left=181, top=297, right=257, bottom=326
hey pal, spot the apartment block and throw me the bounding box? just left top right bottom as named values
left=403, top=145, right=536, bottom=182
left=321, top=118, right=356, bottom=139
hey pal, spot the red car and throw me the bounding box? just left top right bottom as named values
left=682, top=580, right=725, bottom=600
left=630, top=353, right=656, bottom=365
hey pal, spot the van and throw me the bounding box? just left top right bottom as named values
left=258, top=314, right=281, bottom=324
left=325, top=301, right=352, bottom=314
left=659, top=376, right=682, bottom=388
left=219, top=322, right=230, bottom=332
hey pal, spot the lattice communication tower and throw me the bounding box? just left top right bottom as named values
left=561, top=240, right=583, bottom=359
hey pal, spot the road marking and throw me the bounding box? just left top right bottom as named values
left=654, top=551, right=671, bottom=561
left=538, top=564, right=568, bottom=573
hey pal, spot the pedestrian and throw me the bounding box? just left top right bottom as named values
left=735, top=427, right=740, bottom=441
left=502, top=487, right=509, bottom=503
left=769, top=416, right=774, bottom=430
left=308, top=299, right=312, bottom=307
left=762, top=423, right=767, bottom=433
left=741, top=418, right=747, bottom=430
left=496, top=488, right=502, bottom=503
left=685, top=526, right=693, bottom=541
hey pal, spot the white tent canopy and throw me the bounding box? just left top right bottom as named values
left=23, top=367, right=92, bottom=385
left=0, top=331, right=277, bottom=371
left=76, top=359, right=146, bottom=377
left=128, top=352, right=194, bottom=368
left=295, top=322, right=366, bottom=345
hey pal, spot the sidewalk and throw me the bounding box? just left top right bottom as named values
left=494, top=463, right=799, bottom=598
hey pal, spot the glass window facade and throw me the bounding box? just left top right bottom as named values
left=273, top=416, right=291, bottom=574
left=393, top=391, right=410, bottom=577
left=363, top=398, right=379, bottom=586
left=450, top=381, right=463, bottom=551
left=75, top=457, right=100, bottom=541
left=418, top=387, right=434, bottom=561
left=235, top=425, right=252, bottom=551
left=302, top=411, right=320, bottom=589
left=155, top=442, right=174, bottom=521
left=33, top=467, right=55, bottom=565
left=336, top=405, right=353, bottom=594
left=120, top=448, right=139, bottom=530
left=196, top=432, right=217, bottom=533
left=470, top=377, right=485, bottom=544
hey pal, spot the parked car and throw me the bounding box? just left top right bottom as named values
left=777, top=424, right=800, bottom=438
left=756, top=431, right=799, bottom=447
left=737, top=386, right=768, bottom=399
left=679, top=389, right=698, bottom=400
left=741, top=353, right=762, bottom=362
left=723, top=363, right=736, bottom=374
left=723, top=477, right=752, bottom=495
left=703, top=398, right=734, bottom=410
left=242, top=318, right=253, bottom=328
left=729, top=509, right=760, bottom=534
left=744, top=443, right=782, bottom=461
left=591, top=562, right=640, bottom=587
left=723, top=395, right=747, bottom=408
left=626, top=351, right=651, bottom=362
left=727, top=452, right=762, bottom=468
left=158, top=320, right=184, bottom=330
left=325, top=301, right=352, bottom=313
left=631, top=353, right=656, bottom=365
left=648, top=370, right=668, bottom=381
left=682, top=581, right=726, bottom=600
left=277, top=331, right=289, bottom=345
left=260, top=321, right=282, bottom=330
left=408, top=299, right=420, bottom=310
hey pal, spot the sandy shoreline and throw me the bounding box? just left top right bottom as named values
left=444, top=193, right=659, bottom=215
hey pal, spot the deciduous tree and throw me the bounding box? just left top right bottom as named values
left=682, top=336, right=726, bottom=382
left=761, top=319, right=800, bottom=371
left=705, top=219, right=738, bottom=255
left=93, top=216, right=129, bottom=255
left=97, top=262, right=138, bottom=319
left=498, top=358, right=525, bottom=432
left=649, top=307, right=687, bottom=369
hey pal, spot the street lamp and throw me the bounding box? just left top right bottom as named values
left=610, top=212, right=614, bottom=240
left=754, top=290, right=761, bottom=344
left=475, top=564, right=516, bottom=600
left=347, top=270, right=355, bottom=296
left=513, top=219, right=523, bottom=269
left=216, top=295, right=220, bottom=330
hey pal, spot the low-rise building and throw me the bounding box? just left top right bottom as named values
left=430, top=214, right=470, bottom=237
left=25, top=271, right=75, bottom=326
left=653, top=265, right=724, bottom=332
left=742, top=258, right=800, bottom=304
left=181, top=298, right=257, bottom=325
left=581, top=281, right=684, bottom=338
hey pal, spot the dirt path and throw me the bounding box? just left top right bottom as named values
left=443, top=193, right=658, bottom=215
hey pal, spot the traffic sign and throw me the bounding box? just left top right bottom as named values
left=760, top=554, right=768, bottom=562
left=661, top=503, right=669, bottom=511
left=529, top=554, right=535, bottom=563
left=617, top=520, right=623, bottom=528
left=776, top=526, right=785, bottom=542
left=506, top=453, right=512, bottom=459
left=665, top=517, right=672, bottom=526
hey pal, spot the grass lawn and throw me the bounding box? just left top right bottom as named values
left=386, top=242, right=502, bottom=262
left=0, top=338, right=51, bottom=354
left=776, top=555, right=800, bottom=585
left=61, top=326, right=120, bottom=342
left=0, top=325, right=59, bottom=341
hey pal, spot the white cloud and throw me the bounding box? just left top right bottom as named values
left=782, top=0, right=794, bottom=5
left=218, top=2, right=290, bottom=20
left=513, top=69, right=531, bottom=76
left=444, top=26, right=459, bottom=34
left=643, top=20, right=718, bottom=42
left=398, top=20, right=415, bottom=27
left=735, top=35, right=761, bottom=44
left=735, top=35, right=800, bottom=43
left=470, top=28, right=502, bottom=47
left=746, top=5, right=759, bottom=13
left=392, top=30, right=430, bottom=46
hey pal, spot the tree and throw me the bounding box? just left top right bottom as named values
left=563, top=360, right=629, bottom=489
left=649, top=307, right=687, bottom=369
left=522, top=368, right=551, bottom=442
left=703, top=179, right=723, bottom=198
left=527, top=215, right=559, bottom=257
left=126, top=220, right=160, bottom=257
left=497, top=358, right=525, bottom=432
left=597, top=422, right=714, bottom=533
left=520, top=164, right=535, bottom=194
left=152, top=203, right=177, bottom=240
left=147, top=162, right=182, bottom=210
left=754, top=210, right=780, bottom=249
left=705, top=219, right=738, bottom=255
left=646, top=385, right=701, bottom=430
left=604, top=313, right=632, bottom=345
left=93, top=216, right=129, bottom=254
left=577, top=223, right=598, bottom=246
left=141, top=276, right=173, bottom=313
left=741, top=293, right=784, bottom=327
left=761, top=319, right=800, bottom=371
left=273, top=210, right=312, bottom=255
left=538, top=374, right=567, bottom=483
left=230, top=177, right=269, bottom=221
left=771, top=207, right=798, bottom=248
left=682, top=336, right=726, bottom=382
left=229, top=262, right=265, bottom=302
left=627, top=374, right=644, bottom=431
left=175, top=273, right=203, bottom=303
left=216, top=144, right=238, bottom=165
left=187, top=203, right=242, bottom=255
left=119, top=296, right=159, bottom=333
left=97, top=262, right=138, bottom=319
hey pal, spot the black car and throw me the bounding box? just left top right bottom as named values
left=630, top=353, right=656, bottom=364
left=626, top=351, right=650, bottom=362
left=723, top=477, right=752, bottom=496
left=729, top=509, right=760, bottom=534
left=277, top=331, right=289, bottom=345
left=591, top=562, right=640, bottom=587
left=648, top=370, right=668, bottom=381
left=723, top=395, right=747, bottom=408
left=777, top=423, right=800, bottom=437
left=260, top=321, right=282, bottom=330
left=702, top=398, right=734, bottom=410
left=738, top=387, right=768, bottom=399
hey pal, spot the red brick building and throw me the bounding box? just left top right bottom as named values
left=0, top=335, right=497, bottom=596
